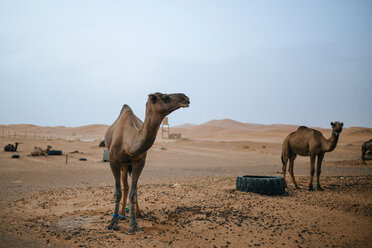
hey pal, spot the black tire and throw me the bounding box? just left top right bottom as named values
left=79, top=158, right=87, bottom=161
left=12, top=155, right=20, bottom=159
left=47, top=150, right=62, bottom=156
left=236, top=175, right=285, bottom=195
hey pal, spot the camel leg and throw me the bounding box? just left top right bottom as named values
left=135, top=195, right=142, bottom=218
left=316, top=153, right=324, bottom=190
left=106, top=161, right=122, bottom=231
left=120, top=166, right=142, bottom=219
left=128, top=159, right=145, bottom=233
left=119, top=166, right=129, bottom=219
left=308, top=155, right=316, bottom=191
left=281, top=154, right=288, bottom=187
left=288, top=156, right=299, bottom=189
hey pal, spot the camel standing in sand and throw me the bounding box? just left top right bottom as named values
left=31, top=145, right=52, bottom=156
left=104, top=92, right=189, bottom=232
left=281, top=122, right=343, bottom=190
left=4, top=142, right=19, bottom=152
left=362, top=139, right=372, bottom=164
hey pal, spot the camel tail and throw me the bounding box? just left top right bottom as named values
left=281, top=137, right=290, bottom=167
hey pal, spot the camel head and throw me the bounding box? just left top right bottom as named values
left=331, top=121, right=343, bottom=136
left=47, top=145, right=52, bottom=150
left=147, top=92, right=190, bottom=117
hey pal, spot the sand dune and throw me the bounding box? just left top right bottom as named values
left=1, top=119, right=371, bottom=141
left=200, top=119, right=298, bottom=131
left=171, top=119, right=372, bottom=144
left=0, top=124, right=108, bottom=141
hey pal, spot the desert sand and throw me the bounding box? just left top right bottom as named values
left=0, top=120, right=371, bottom=247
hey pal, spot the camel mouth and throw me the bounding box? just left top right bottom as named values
left=179, top=96, right=190, bottom=108
left=179, top=103, right=189, bottom=108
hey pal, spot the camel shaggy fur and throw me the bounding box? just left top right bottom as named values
left=281, top=122, right=343, bottom=190
left=31, top=145, right=52, bottom=156
left=4, top=142, right=18, bottom=152
left=104, top=92, right=189, bottom=232
left=362, top=139, right=372, bottom=164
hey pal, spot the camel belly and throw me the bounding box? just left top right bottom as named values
left=289, top=143, right=311, bottom=156
left=296, top=151, right=310, bottom=156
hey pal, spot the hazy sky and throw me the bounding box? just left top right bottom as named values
left=1, top=0, right=371, bottom=128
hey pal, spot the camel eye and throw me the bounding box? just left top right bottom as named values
left=162, top=95, right=171, bottom=103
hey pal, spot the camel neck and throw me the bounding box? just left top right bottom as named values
left=324, top=132, right=339, bottom=152
left=134, top=108, right=164, bottom=155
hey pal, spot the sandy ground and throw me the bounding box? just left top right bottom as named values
left=0, top=120, right=372, bottom=247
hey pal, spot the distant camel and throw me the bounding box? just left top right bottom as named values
left=105, top=92, right=189, bottom=232
left=4, top=142, right=18, bottom=152
left=361, top=139, right=372, bottom=164
left=31, top=145, right=52, bottom=156
left=281, top=122, right=343, bottom=190
left=99, top=140, right=105, bottom=147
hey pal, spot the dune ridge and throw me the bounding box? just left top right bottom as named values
left=1, top=119, right=371, bottom=143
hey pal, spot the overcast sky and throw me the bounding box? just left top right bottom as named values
left=0, top=0, right=371, bottom=128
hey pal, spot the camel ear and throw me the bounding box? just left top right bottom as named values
left=148, top=94, right=157, bottom=103
left=330, top=122, right=334, bottom=127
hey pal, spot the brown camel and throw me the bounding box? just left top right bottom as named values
left=281, top=122, right=343, bottom=191
left=4, top=142, right=19, bottom=152
left=31, top=145, right=52, bottom=156
left=362, top=139, right=372, bottom=164
left=104, top=92, right=189, bottom=232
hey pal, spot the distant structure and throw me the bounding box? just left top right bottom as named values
left=169, top=133, right=182, bottom=139
left=161, top=117, right=170, bottom=139
left=161, top=117, right=182, bottom=139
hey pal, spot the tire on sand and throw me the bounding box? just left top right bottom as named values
left=236, top=175, right=285, bottom=195
left=47, top=150, right=62, bottom=156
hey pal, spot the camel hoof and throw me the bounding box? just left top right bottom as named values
left=317, top=185, right=324, bottom=191
left=106, top=223, right=119, bottom=231
left=308, top=185, right=314, bottom=191
left=129, top=225, right=142, bottom=233
left=106, top=217, right=120, bottom=231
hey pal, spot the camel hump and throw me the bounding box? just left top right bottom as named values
left=297, top=126, right=308, bottom=130
left=119, top=104, right=132, bottom=115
